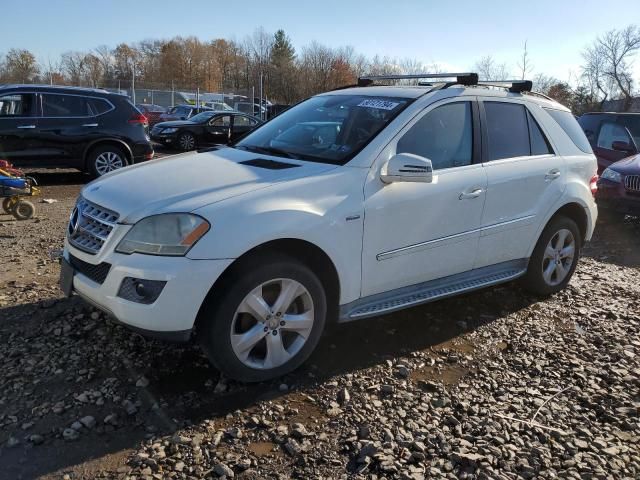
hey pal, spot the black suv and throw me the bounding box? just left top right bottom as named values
left=578, top=112, right=640, bottom=172
left=0, top=85, right=154, bottom=177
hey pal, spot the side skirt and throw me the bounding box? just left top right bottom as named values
left=339, top=259, right=528, bottom=322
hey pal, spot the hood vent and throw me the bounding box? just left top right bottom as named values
left=239, top=158, right=300, bottom=170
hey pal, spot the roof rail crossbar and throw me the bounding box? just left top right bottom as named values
left=477, top=80, right=533, bottom=93
left=357, top=72, right=479, bottom=87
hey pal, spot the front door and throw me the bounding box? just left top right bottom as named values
left=0, top=92, right=40, bottom=164
left=475, top=99, right=564, bottom=268
left=362, top=99, right=487, bottom=297
left=593, top=121, right=636, bottom=172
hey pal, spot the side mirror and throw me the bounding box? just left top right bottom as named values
left=611, top=140, right=636, bottom=154
left=381, top=153, right=433, bottom=184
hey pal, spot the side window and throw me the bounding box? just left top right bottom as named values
left=544, top=108, right=592, bottom=153
left=42, top=94, right=90, bottom=117
left=527, top=111, right=553, bottom=155
left=249, top=118, right=259, bottom=126
left=234, top=115, right=251, bottom=127
left=87, top=98, right=112, bottom=115
left=397, top=102, right=473, bottom=170
left=597, top=122, right=632, bottom=150
left=0, top=93, right=36, bottom=117
left=484, top=102, right=530, bottom=161
left=211, top=115, right=231, bottom=127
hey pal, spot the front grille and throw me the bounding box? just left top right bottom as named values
left=625, top=175, right=640, bottom=192
left=68, top=197, right=119, bottom=254
left=69, top=254, right=111, bottom=285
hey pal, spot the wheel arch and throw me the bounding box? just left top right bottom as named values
left=528, top=201, right=590, bottom=258
left=194, top=238, right=341, bottom=333
left=83, top=139, right=133, bottom=170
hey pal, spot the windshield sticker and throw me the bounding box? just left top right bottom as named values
left=357, top=99, right=400, bottom=110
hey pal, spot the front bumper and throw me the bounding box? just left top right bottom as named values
left=596, top=179, right=640, bottom=215
left=150, top=132, right=178, bottom=146
left=62, top=239, right=233, bottom=340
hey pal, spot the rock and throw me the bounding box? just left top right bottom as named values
left=338, top=387, right=351, bottom=404
left=104, top=413, right=118, bottom=426
left=6, top=436, right=20, bottom=448
left=174, top=461, right=185, bottom=472
left=278, top=383, right=288, bottom=392
left=213, top=462, right=234, bottom=477
left=136, top=376, right=150, bottom=388
left=29, top=434, right=44, bottom=445
left=284, top=438, right=302, bottom=456
left=79, top=416, right=96, bottom=429
left=63, top=428, right=79, bottom=441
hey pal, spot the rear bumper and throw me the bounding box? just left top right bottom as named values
left=131, top=141, right=154, bottom=163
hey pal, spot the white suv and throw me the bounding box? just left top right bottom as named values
left=61, top=73, right=598, bottom=382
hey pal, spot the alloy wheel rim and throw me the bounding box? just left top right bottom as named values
left=542, top=228, right=575, bottom=286
left=180, top=134, right=195, bottom=150
left=230, top=278, right=314, bottom=370
left=95, top=152, right=124, bottom=175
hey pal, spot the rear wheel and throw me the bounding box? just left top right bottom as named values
left=178, top=132, right=196, bottom=151
left=2, top=197, right=16, bottom=214
left=198, top=255, right=327, bottom=382
left=522, top=216, right=581, bottom=295
left=12, top=200, right=35, bottom=220
left=87, top=145, right=128, bottom=178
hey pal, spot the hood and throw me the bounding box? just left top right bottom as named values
left=153, top=120, right=195, bottom=128
left=80, top=147, right=337, bottom=223
left=609, top=153, right=640, bottom=175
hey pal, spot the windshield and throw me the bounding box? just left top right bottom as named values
left=190, top=111, right=216, bottom=123
left=235, top=95, right=411, bottom=164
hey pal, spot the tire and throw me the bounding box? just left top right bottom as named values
left=87, top=145, right=128, bottom=178
left=178, top=132, right=196, bottom=151
left=12, top=200, right=35, bottom=220
left=522, top=215, right=582, bottom=296
left=198, top=254, right=327, bottom=382
left=2, top=197, right=14, bottom=214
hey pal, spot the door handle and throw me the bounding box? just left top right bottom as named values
left=459, top=188, right=484, bottom=200
left=82, top=123, right=99, bottom=127
left=17, top=125, right=36, bottom=129
left=545, top=169, right=561, bottom=180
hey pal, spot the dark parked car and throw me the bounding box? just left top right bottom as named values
left=136, top=103, right=166, bottom=126
left=150, top=111, right=261, bottom=150
left=158, top=104, right=213, bottom=123
left=596, top=153, right=640, bottom=218
left=0, top=85, right=153, bottom=177
left=578, top=112, right=640, bottom=172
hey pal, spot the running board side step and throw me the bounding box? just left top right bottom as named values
left=339, top=259, right=528, bottom=322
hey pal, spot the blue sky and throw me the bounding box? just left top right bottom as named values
left=2, top=0, right=639, bottom=82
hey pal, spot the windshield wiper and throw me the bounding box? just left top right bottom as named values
left=235, top=144, right=300, bottom=160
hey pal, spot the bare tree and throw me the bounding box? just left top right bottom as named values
left=517, top=40, right=533, bottom=80
left=4, top=49, right=39, bottom=83
left=473, top=55, right=510, bottom=80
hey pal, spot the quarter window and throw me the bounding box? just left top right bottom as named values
left=597, top=122, right=632, bottom=150
left=544, top=108, right=592, bottom=153
left=0, top=94, right=35, bottom=117
left=484, top=102, right=530, bottom=161
left=88, top=98, right=112, bottom=115
left=397, top=102, right=473, bottom=170
left=233, top=115, right=251, bottom=127
left=527, top=111, right=553, bottom=155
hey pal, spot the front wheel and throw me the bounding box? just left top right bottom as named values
left=198, top=255, right=327, bottom=382
left=522, top=216, right=581, bottom=296
left=178, top=132, right=196, bottom=151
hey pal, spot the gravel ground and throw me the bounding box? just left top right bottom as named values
left=0, top=168, right=638, bottom=480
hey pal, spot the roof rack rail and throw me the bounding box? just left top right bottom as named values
left=477, top=80, right=533, bottom=93
left=523, top=90, right=553, bottom=101
left=357, top=72, right=479, bottom=87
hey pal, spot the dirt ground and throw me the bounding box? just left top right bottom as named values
left=0, top=164, right=638, bottom=479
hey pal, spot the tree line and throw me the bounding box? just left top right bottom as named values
left=0, top=25, right=638, bottom=112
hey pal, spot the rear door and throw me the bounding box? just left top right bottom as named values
left=230, top=114, right=257, bottom=142
left=475, top=99, right=563, bottom=268
left=205, top=114, right=231, bottom=144
left=37, top=93, right=97, bottom=167
left=0, top=92, right=40, bottom=164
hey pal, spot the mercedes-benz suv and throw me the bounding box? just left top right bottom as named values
left=60, top=73, right=598, bottom=382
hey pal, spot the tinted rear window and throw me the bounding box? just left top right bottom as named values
left=88, top=98, right=112, bottom=115
left=545, top=108, right=592, bottom=153
left=485, top=102, right=530, bottom=160
left=42, top=94, right=91, bottom=117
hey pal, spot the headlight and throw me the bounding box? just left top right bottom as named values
left=116, top=214, right=210, bottom=256
left=601, top=168, right=622, bottom=183
left=162, top=127, right=178, bottom=134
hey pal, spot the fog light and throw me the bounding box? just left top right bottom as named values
left=117, top=277, right=166, bottom=304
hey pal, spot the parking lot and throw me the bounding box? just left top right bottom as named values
left=0, top=161, right=638, bottom=479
